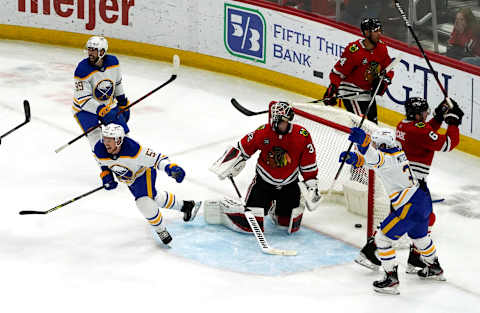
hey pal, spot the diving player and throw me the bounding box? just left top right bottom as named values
left=207, top=101, right=320, bottom=234
left=94, top=123, right=201, bottom=245
left=340, top=127, right=446, bottom=295
left=73, top=36, right=131, bottom=150
left=323, top=17, right=394, bottom=124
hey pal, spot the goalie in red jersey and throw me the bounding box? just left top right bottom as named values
left=206, top=101, right=320, bottom=234
left=323, top=17, right=395, bottom=124
left=355, top=96, right=464, bottom=273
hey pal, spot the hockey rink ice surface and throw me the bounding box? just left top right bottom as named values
left=0, top=40, right=479, bottom=312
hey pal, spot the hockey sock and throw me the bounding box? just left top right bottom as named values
left=155, top=191, right=182, bottom=211
left=375, top=231, right=397, bottom=272
left=412, top=236, right=437, bottom=264
left=136, top=196, right=165, bottom=231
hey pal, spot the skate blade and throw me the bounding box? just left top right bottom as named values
left=190, top=201, right=202, bottom=222
left=355, top=256, right=380, bottom=271
left=419, top=274, right=446, bottom=281
left=405, top=264, right=421, bottom=274
left=374, top=286, right=400, bottom=295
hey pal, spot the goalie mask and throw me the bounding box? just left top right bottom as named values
left=270, top=101, right=294, bottom=135
left=371, top=128, right=397, bottom=150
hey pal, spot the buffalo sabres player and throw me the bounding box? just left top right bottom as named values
left=94, top=124, right=201, bottom=244
left=340, top=127, right=446, bottom=295
left=206, top=101, right=320, bottom=234
left=74, top=36, right=130, bottom=150
left=356, top=98, right=463, bottom=273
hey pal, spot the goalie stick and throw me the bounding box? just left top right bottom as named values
left=231, top=91, right=370, bottom=117
left=55, top=55, right=180, bottom=153
left=0, top=100, right=31, bottom=145
left=228, top=176, right=297, bottom=256
left=19, top=186, right=105, bottom=215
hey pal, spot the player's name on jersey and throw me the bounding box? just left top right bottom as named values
left=18, top=0, right=134, bottom=31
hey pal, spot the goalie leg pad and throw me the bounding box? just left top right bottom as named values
left=204, top=199, right=264, bottom=233
left=136, top=196, right=165, bottom=231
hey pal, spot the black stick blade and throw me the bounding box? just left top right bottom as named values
left=230, top=98, right=268, bottom=116
left=23, top=100, right=31, bottom=122
left=19, top=210, right=46, bottom=215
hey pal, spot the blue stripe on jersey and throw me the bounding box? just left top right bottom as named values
left=74, top=55, right=120, bottom=79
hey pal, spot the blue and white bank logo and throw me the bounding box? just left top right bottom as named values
left=224, top=4, right=266, bottom=63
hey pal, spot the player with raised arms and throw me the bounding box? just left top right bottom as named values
left=94, top=124, right=201, bottom=245
left=355, top=97, right=463, bottom=273
left=206, top=101, right=321, bottom=234
left=73, top=36, right=131, bottom=150
left=340, top=127, right=446, bottom=295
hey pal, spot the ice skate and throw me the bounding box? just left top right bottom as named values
left=406, top=244, right=427, bottom=274
left=373, top=266, right=400, bottom=295
left=355, top=236, right=381, bottom=271
left=156, top=228, right=173, bottom=245
left=181, top=200, right=201, bottom=222
left=417, top=258, right=446, bottom=281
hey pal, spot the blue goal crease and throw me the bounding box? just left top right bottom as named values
left=160, top=218, right=359, bottom=276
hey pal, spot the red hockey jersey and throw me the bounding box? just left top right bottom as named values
left=330, top=39, right=394, bottom=97
left=396, top=118, right=460, bottom=180
left=238, top=123, right=318, bottom=186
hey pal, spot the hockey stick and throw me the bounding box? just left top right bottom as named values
left=393, top=0, right=453, bottom=109
left=228, top=176, right=297, bottom=256
left=55, top=55, right=180, bottom=153
left=231, top=91, right=370, bottom=117
left=0, top=100, right=31, bottom=145
left=19, top=186, right=105, bottom=215
left=315, top=57, right=403, bottom=207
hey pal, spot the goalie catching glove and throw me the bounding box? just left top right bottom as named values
left=298, top=179, right=321, bottom=211
left=210, top=146, right=247, bottom=180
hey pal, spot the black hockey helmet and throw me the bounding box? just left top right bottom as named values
left=404, top=97, right=429, bottom=120
left=360, top=17, right=383, bottom=36
left=270, top=101, right=294, bottom=135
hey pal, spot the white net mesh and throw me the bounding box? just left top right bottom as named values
left=292, top=103, right=391, bottom=238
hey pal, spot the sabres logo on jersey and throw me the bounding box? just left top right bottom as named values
left=111, top=165, right=134, bottom=182
left=349, top=44, right=359, bottom=53
left=94, top=79, right=114, bottom=101
left=299, top=128, right=310, bottom=137
left=415, top=122, right=426, bottom=128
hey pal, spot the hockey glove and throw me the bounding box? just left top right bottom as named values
left=444, top=100, right=464, bottom=126
left=100, top=169, right=118, bottom=190
left=97, top=104, right=117, bottom=125
left=209, top=146, right=247, bottom=180
left=433, top=100, right=450, bottom=123
left=323, top=84, right=338, bottom=106
left=116, top=95, right=130, bottom=123
left=372, top=76, right=391, bottom=97
left=299, top=179, right=321, bottom=211
left=348, top=127, right=371, bottom=154
left=339, top=151, right=365, bottom=169
left=165, top=163, right=186, bottom=183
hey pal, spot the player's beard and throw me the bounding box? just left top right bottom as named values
left=89, top=55, right=100, bottom=66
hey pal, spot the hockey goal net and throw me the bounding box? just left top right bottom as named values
left=292, top=103, right=390, bottom=239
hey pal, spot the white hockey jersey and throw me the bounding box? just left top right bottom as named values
left=93, top=137, right=171, bottom=185
left=73, top=55, right=125, bottom=115
left=361, top=146, right=418, bottom=210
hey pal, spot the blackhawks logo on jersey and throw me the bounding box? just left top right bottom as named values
left=266, top=146, right=292, bottom=169
left=364, top=61, right=381, bottom=83
left=299, top=128, right=309, bottom=137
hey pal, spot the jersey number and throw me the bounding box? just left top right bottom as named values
left=75, top=81, right=84, bottom=91
left=428, top=131, right=439, bottom=141
left=145, top=149, right=156, bottom=158
left=307, top=143, right=315, bottom=153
